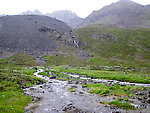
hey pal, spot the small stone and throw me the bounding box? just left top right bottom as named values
left=113, top=97, right=116, bottom=99
left=34, top=67, right=38, bottom=70
left=71, top=86, right=77, bottom=88
left=104, top=105, right=109, bottom=107
left=79, top=91, right=84, bottom=94
left=63, top=67, right=68, bottom=70
left=120, top=83, right=126, bottom=86
left=68, top=81, right=72, bottom=84
left=49, top=76, right=56, bottom=79
left=82, top=85, right=86, bottom=88
left=40, top=86, right=43, bottom=88
left=56, top=74, right=59, bottom=76
left=137, top=97, right=142, bottom=100
left=75, top=81, right=79, bottom=84
left=30, top=87, right=36, bottom=90
left=147, top=99, right=150, bottom=103
left=31, top=98, right=34, bottom=101
left=110, top=105, right=116, bottom=109
left=141, top=100, right=146, bottom=103
left=103, top=94, right=107, bottom=96
left=143, top=96, right=147, bottom=99
left=114, top=111, right=121, bottom=113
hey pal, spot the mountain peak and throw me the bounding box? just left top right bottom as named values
left=119, top=0, right=134, bottom=2
left=117, top=0, right=139, bottom=5
left=46, top=10, right=83, bottom=28
left=119, top=0, right=131, bottom=1
left=20, top=9, right=42, bottom=15
left=79, top=0, right=150, bottom=28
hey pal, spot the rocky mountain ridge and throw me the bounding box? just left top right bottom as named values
left=19, top=10, right=83, bottom=28
left=46, top=10, right=83, bottom=28
left=17, top=0, right=150, bottom=28
left=20, top=9, right=43, bottom=15
left=79, top=0, right=150, bottom=28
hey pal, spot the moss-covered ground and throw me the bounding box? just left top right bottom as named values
left=0, top=53, right=44, bottom=113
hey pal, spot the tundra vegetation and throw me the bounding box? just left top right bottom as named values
left=0, top=27, right=150, bottom=112
left=0, top=53, right=44, bottom=112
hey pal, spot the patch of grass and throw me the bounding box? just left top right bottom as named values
left=44, top=69, right=77, bottom=81
left=51, top=66, right=150, bottom=84
left=38, top=72, right=49, bottom=76
left=42, top=53, right=88, bottom=66
left=56, top=73, right=71, bottom=81
left=68, top=87, right=76, bottom=92
left=84, top=83, right=144, bottom=97
left=0, top=52, right=38, bottom=68
left=0, top=55, right=45, bottom=113
left=0, top=68, right=45, bottom=113
left=100, top=100, right=133, bottom=110
left=57, top=77, right=70, bottom=81
left=23, top=69, right=36, bottom=75
left=0, top=91, right=31, bottom=113
left=108, top=101, right=133, bottom=110
left=117, top=98, right=129, bottom=102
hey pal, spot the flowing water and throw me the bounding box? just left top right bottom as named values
left=24, top=69, right=150, bottom=113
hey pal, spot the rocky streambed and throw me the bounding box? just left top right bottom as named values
left=68, top=73, right=150, bottom=87
left=24, top=69, right=150, bottom=113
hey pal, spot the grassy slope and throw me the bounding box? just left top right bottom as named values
left=73, top=25, right=150, bottom=67
left=42, top=39, right=88, bottom=66
left=42, top=53, right=87, bottom=66
left=0, top=53, right=44, bottom=113
left=0, top=52, right=38, bottom=68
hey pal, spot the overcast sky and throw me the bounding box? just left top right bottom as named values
left=0, top=0, right=150, bottom=18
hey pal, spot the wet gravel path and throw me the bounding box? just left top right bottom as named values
left=24, top=69, right=150, bottom=113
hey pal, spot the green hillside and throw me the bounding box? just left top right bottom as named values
left=73, top=25, right=150, bottom=67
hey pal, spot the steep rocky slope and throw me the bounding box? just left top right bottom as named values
left=79, top=0, right=150, bottom=28
left=0, top=15, right=72, bottom=52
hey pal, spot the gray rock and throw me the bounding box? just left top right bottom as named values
left=49, top=76, right=56, bottom=79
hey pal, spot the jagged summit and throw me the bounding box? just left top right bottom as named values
left=19, top=10, right=83, bottom=28
left=20, top=9, right=42, bottom=15
left=46, top=10, right=83, bottom=28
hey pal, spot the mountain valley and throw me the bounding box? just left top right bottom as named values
left=0, top=0, right=150, bottom=113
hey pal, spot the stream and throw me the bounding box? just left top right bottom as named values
left=68, top=73, right=150, bottom=87
left=24, top=69, right=150, bottom=113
